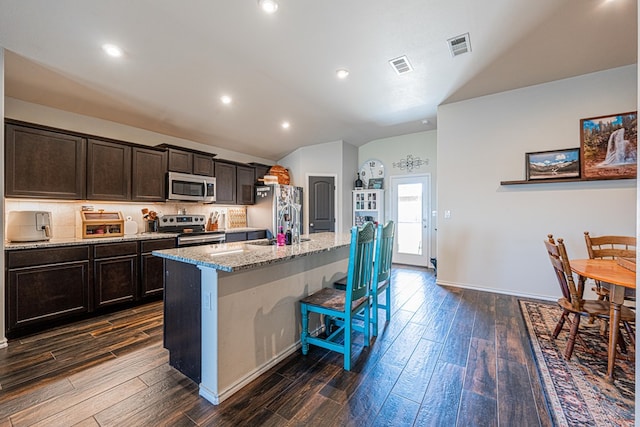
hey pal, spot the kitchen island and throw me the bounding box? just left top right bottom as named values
left=152, top=232, right=351, bottom=405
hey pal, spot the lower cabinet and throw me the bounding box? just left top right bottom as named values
left=140, top=238, right=176, bottom=298
left=5, top=238, right=176, bottom=338
left=94, top=242, right=138, bottom=308
left=6, top=246, right=91, bottom=338
left=226, top=230, right=267, bottom=242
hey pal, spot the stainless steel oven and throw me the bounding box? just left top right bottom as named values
left=158, top=214, right=225, bottom=247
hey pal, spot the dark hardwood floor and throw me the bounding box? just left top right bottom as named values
left=0, top=266, right=552, bottom=426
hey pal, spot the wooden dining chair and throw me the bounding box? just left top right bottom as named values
left=333, top=221, right=395, bottom=337
left=300, top=222, right=376, bottom=370
left=370, top=220, right=395, bottom=336
left=545, top=234, right=635, bottom=360
left=584, top=231, right=636, bottom=301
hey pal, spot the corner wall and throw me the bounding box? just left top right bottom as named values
left=437, top=65, right=637, bottom=299
left=278, top=140, right=357, bottom=235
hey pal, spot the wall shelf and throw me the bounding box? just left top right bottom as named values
left=500, top=177, right=636, bottom=185
left=500, top=178, right=583, bottom=185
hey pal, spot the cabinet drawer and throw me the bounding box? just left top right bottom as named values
left=141, top=238, right=176, bottom=253
left=225, top=232, right=247, bottom=242
left=7, top=246, right=90, bottom=269
left=247, top=230, right=267, bottom=240
left=94, top=241, right=138, bottom=258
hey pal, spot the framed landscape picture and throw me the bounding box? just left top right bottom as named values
left=526, top=148, right=580, bottom=181
left=580, top=112, right=637, bottom=180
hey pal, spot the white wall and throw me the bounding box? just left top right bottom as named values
left=358, top=130, right=438, bottom=257
left=437, top=65, right=637, bottom=300
left=5, top=98, right=273, bottom=166
left=278, top=140, right=357, bottom=234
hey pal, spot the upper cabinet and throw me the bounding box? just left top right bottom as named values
left=236, top=165, right=256, bottom=205
left=6, top=123, right=87, bottom=199
left=214, top=161, right=237, bottom=204
left=164, top=146, right=214, bottom=177
left=132, top=147, right=167, bottom=202
left=251, top=163, right=271, bottom=184
left=5, top=120, right=167, bottom=202
left=87, top=139, right=132, bottom=201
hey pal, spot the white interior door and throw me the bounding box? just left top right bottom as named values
left=391, top=174, right=430, bottom=266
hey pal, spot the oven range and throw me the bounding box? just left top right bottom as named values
left=157, top=214, right=226, bottom=247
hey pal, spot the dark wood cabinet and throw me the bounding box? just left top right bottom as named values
left=164, top=259, right=202, bottom=383
left=132, top=147, right=167, bottom=201
left=252, top=163, right=271, bottom=183
left=87, top=139, right=132, bottom=201
left=214, top=161, right=237, bottom=204
left=237, top=165, right=256, bottom=205
left=93, top=242, right=138, bottom=308
left=167, top=148, right=193, bottom=174
left=225, top=230, right=267, bottom=242
left=6, top=246, right=90, bottom=338
left=167, top=148, right=214, bottom=177
left=193, top=153, right=215, bottom=177
left=5, top=123, right=86, bottom=199
left=140, top=238, right=176, bottom=298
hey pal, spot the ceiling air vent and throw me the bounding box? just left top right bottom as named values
left=389, top=55, right=413, bottom=75
left=447, top=33, right=471, bottom=57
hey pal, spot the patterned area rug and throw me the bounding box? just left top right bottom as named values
left=519, top=300, right=635, bottom=427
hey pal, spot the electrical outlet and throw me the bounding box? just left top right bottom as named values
left=203, top=292, right=211, bottom=310
left=444, top=210, right=451, bottom=219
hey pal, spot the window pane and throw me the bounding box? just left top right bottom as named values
left=397, top=183, right=422, bottom=255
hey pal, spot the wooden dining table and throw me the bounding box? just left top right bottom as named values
left=570, top=258, right=636, bottom=383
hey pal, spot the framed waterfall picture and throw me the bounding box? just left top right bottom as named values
left=526, top=148, right=580, bottom=180
left=580, top=111, right=637, bottom=180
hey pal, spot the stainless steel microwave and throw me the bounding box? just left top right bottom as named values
left=167, top=172, right=216, bottom=203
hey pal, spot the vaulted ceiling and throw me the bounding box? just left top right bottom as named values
left=0, top=0, right=636, bottom=160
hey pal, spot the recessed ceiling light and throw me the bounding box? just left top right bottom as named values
left=336, top=69, right=350, bottom=79
left=281, top=121, right=290, bottom=129
left=258, top=0, right=278, bottom=14
left=220, top=95, right=232, bottom=105
left=102, top=43, right=123, bottom=58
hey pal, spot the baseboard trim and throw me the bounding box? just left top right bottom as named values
left=436, top=279, right=556, bottom=302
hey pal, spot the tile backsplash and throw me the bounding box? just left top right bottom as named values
left=5, top=200, right=236, bottom=239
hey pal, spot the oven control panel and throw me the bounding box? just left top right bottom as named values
left=158, top=214, right=207, bottom=232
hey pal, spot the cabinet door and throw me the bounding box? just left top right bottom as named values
left=7, top=261, right=90, bottom=336
left=236, top=165, right=256, bottom=205
left=5, top=123, right=86, bottom=199
left=253, top=164, right=271, bottom=183
left=214, top=161, right=237, bottom=204
left=87, top=139, right=132, bottom=201
left=94, top=256, right=138, bottom=308
left=132, top=147, right=167, bottom=201
left=140, top=238, right=176, bottom=298
left=167, top=148, right=192, bottom=173
left=193, top=153, right=214, bottom=176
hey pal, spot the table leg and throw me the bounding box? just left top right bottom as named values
left=606, top=284, right=625, bottom=383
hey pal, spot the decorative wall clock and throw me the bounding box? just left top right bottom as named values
left=359, top=159, right=385, bottom=188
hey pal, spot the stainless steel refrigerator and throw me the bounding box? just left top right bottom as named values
left=247, top=184, right=303, bottom=239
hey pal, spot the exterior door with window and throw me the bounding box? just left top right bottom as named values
left=391, top=174, right=430, bottom=266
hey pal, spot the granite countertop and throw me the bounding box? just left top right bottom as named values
left=152, top=232, right=352, bottom=273
left=4, top=232, right=179, bottom=250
